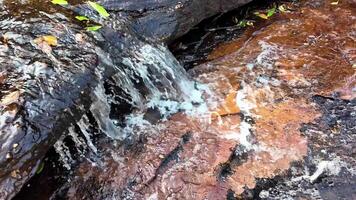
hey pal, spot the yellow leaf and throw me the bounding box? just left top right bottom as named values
left=246, top=21, right=254, bottom=26
left=51, top=0, right=68, bottom=5
left=0, top=91, right=20, bottom=106
left=256, top=13, right=269, bottom=19
left=34, top=35, right=58, bottom=46
left=331, top=1, right=339, bottom=5
left=42, top=35, right=58, bottom=46
left=278, top=5, right=287, bottom=12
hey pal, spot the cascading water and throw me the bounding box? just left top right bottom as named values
left=1, top=0, right=266, bottom=198
left=0, top=1, right=212, bottom=198
left=53, top=33, right=210, bottom=170
left=4, top=0, right=355, bottom=199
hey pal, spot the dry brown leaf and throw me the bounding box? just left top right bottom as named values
left=0, top=91, right=20, bottom=106
left=34, top=35, right=58, bottom=46
left=0, top=72, right=6, bottom=84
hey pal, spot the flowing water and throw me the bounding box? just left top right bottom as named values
left=0, top=0, right=210, bottom=198
left=47, top=0, right=354, bottom=199
left=1, top=0, right=355, bottom=199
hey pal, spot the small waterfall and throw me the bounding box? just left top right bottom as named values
left=53, top=33, right=210, bottom=168
left=54, top=134, right=74, bottom=170
left=0, top=2, right=214, bottom=185
left=122, top=43, right=207, bottom=118
left=90, top=79, right=124, bottom=140
left=77, top=115, right=98, bottom=154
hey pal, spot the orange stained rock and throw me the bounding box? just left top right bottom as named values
left=336, top=74, right=356, bottom=100
left=208, top=29, right=253, bottom=61
left=207, top=0, right=355, bottom=98
left=141, top=114, right=242, bottom=199
left=70, top=113, right=241, bottom=198
left=254, top=100, right=318, bottom=149
left=227, top=101, right=318, bottom=195
left=182, top=0, right=354, bottom=197
left=215, top=90, right=240, bottom=117
left=151, top=129, right=237, bottom=199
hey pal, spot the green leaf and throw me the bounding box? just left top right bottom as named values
left=86, top=25, right=102, bottom=31
left=36, top=162, right=45, bottom=174
left=88, top=1, right=110, bottom=18
left=75, top=15, right=90, bottom=21
left=267, top=7, right=276, bottom=17
left=51, top=0, right=68, bottom=5
left=238, top=20, right=247, bottom=27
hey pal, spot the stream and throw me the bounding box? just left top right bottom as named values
left=1, top=0, right=355, bottom=199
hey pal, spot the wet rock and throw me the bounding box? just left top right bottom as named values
left=0, top=4, right=100, bottom=198
left=247, top=96, right=356, bottom=200
left=50, top=0, right=355, bottom=199
left=0, top=0, right=254, bottom=199
left=101, top=0, right=253, bottom=43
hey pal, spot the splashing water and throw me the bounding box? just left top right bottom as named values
left=53, top=39, right=210, bottom=167
left=0, top=1, right=215, bottom=197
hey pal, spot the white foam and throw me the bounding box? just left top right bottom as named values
left=90, top=80, right=124, bottom=140
left=77, top=115, right=98, bottom=154
left=290, top=157, right=345, bottom=183
left=309, top=158, right=342, bottom=183
left=256, top=41, right=280, bottom=69
left=146, top=192, right=158, bottom=200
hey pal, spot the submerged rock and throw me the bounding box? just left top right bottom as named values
left=51, top=0, right=355, bottom=199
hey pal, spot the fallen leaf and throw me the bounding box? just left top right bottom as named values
left=246, top=21, right=254, bottom=26
left=254, top=12, right=269, bottom=19
left=267, top=7, right=276, bottom=17
left=36, top=162, right=45, bottom=174
left=238, top=20, right=247, bottom=27
left=34, top=35, right=58, bottom=46
left=51, top=0, right=68, bottom=5
left=86, top=25, right=102, bottom=31
left=0, top=91, right=20, bottom=106
left=75, top=15, right=90, bottom=21
left=278, top=5, right=287, bottom=12
left=331, top=1, right=339, bottom=5
left=88, top=1, right=110, bottom=18
left=238, top=20, right=255, bottom=27
left=42, top=35, right=58, bottom=46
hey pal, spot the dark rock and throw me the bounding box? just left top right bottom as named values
left=101, top=0, right=252, bottom=42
